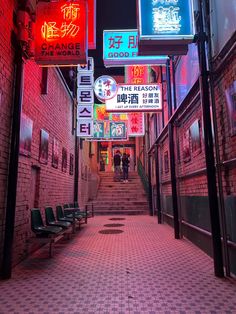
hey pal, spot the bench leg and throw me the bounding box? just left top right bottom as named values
left=49, top=241, right=53, bottom=258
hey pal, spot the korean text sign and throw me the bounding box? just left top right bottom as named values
left=35, top=0, right=87, bottom=65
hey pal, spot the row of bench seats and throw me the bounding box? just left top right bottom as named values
left=28, top=203, right=93, bottom=257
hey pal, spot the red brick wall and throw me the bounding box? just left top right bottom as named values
left=0, top=0, right=16, bottom=263
left=0, top=1, right=78, bottom=266
left=214, top=53, right=236, bottom=196
left=13, top=63, right=75, bottom=264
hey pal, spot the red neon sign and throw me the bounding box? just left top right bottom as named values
left=126, top=65, right=150, bottom=84
left=87, top=0, right=96, bottom=49
left=35, top=0, right=87, bottom=66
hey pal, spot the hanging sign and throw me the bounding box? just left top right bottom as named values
left=93, top=121, right=127, bottom=140
left=105, top=84, right=162, bottom=112
left=128, top=113, right=145, bottom=136
left=94, top=75, right=117, bottom=101
left=103, top=29, right=167, bottom=67
left=87, top=0, right=96, bottom=49
left=137, top=0, right=195, bottom=55
left=125, top=65, right=150, bottom=85
left=35, top=0, right=88, bottom=66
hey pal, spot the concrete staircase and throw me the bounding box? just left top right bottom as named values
left=92, top=171, right=149, bottom=215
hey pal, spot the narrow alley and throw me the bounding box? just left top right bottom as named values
left=0, top=215, right=235, bottom=314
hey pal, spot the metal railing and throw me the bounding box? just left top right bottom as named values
left=137, top=157, right=149, bottom=197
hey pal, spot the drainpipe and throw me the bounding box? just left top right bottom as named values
left=155, top=144, right=162, bottom=223
left=171, top=56, right=177, bottom=111
left=160, top=67, right=165, bottom=128
left=204, top=0, right=230, bottom=276
left=196, top=0, right=224, bottom=277
left=166, top=58, right=180, bottom=239
left=1, top=46, right=24, bottom=279
left=74, top=134, right=79, bottom=203
left=147, top=114, right=153, bottom=216
left=73, top=69, right=79, bottom=204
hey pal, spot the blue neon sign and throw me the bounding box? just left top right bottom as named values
left=103, top=29, right=167, bottom=66
left=138, top=0, right=194, bottom=41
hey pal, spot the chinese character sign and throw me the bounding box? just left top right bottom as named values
left=94, top=76, right=117, bottom=101
left=103, top=29, right=167, bottom=66
left=128, top=113, right=145, bottom=136
left=106, top=84, right=162, bottom=112
left=35, top=0, right=88, bottom=65
left=110, top=122, right=126, bottom=139
left=138, top=0, right=194, bottom=40
left=125, top=65, right=150, bottom=85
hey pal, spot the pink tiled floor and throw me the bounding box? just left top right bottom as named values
left=0, top=215, right=236, bottom=314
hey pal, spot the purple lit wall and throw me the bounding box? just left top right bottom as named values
left=175, top=44, right=199, bottom=108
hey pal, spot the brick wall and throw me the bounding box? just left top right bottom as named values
left=0, top=0, right=15, bottom=265
left=13, top=62, right=76, bottom=265
left=0, top=0, right=80, bottom=266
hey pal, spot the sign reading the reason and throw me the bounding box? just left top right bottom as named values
left=106, top=84, right=162, bottom=112
left=35, top=0, right=87, bottom=65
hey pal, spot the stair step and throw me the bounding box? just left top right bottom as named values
left=91, top=171, right=149, bottom=215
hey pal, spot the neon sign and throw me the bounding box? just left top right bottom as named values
left=94, top=76, right=117, bottom=101
left=35, top=0, right=87, bottom=66
left=103, top=29, right=167, bottom=67
left=106, top=84, right=162, bottom=112
left=87, top=0, right=96, bottom=49
left=125, top=65, right=150, bottom=85
left=138, top=0, right=194, bottom=41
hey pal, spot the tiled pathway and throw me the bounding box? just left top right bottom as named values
left=0, top=216, right=236, bottom=314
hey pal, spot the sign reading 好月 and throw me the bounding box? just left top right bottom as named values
left=105, top=84, right=162, bottom=112
left=103, top=29, right=167, bottom=66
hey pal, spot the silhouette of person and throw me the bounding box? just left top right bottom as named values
left=113, top=150, right=121, bottom=181
left=122, top=152, right=129, bottom=182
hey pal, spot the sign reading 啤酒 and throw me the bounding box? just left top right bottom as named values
left=106, top=84, right=162, bottom=112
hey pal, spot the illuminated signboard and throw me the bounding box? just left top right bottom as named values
left=125, top=65, right=146, bottom=137
left=125, top=65, right=150, bottom=85
left=103, top=29, right=167, bottom=67
left=88, top=0, right=96, bottom=49
left=35, top=0, right=87, bottom=66
left=94, top=75, right=117, bottom=101
left=137, top=0, right=195, bottom=55
left=94, top=103, right=127, bottom=121
left=93, top=121, right=127, bottom=140
left=128, top=113, right=145, bottom=137
left=106, top=84, right=162, bottom=112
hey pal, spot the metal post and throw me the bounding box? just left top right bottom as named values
left=196, top=0, right=224, bottom=277
left=171, top=56, right=177, bottom=110
left=166, top=58, right=180, bottom=239
left=204, top=0, right=230, bottom=276
left=71, top=67, right=79, bottom=204
left=1, top=47, right=24, bottom=279
left=74, top=135, right=79, bottom=203
left=146, top=114, right=153, bottom=216
left=155, top=144, right=162, bottom=223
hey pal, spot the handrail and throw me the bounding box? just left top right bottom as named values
left=137, top=158, right=149, bottom=197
